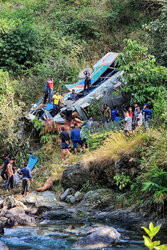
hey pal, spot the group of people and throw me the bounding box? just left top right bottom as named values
left=101, top=103, right=152, bottom=134
left=43, top=72, right=92, bottom=120
left=0, top=154, right=32, bottom=195
left=59, top=102, right=152, bottom=158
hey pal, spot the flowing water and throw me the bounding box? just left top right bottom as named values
left=0, top=220, right=166, bottom=250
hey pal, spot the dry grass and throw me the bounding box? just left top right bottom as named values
left=82, top=131, right=150, bottom=166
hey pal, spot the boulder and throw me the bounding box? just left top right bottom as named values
left=4, top=206, right=35, bottom=226
left=74, top=191, right=83, bottom=201
left=42, top=209, right=72, bottom=220
left=73, top=226, right=121, bottom=249
left=61, top=162, right=89, bottom=190
left=20, top=191, right=57, bottom=213
left=0, top=217, right=8, bottom=234
left=0, top=241, right=8, bottom=250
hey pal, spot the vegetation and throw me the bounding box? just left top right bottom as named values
left=0, top=0, right=166, bottom=223
left=142, top=222, right=167, bottom=250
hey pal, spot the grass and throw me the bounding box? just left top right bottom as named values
left=82, top=130, right=150, bottom=167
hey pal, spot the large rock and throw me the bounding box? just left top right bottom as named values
left=0, top=217, right=8, bottom=234
left=20, top=191, right=57, bottom=214
left=0, top=241, right=8, bottom=250
left=4, top=206, right=35, bottom=226
left=61, top=162, right=89, bottom=190
left=73, top=226, right=121, bottom=249
left=61, top=156, right=139, bottom=190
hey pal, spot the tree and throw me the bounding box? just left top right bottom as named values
left=118, top=39, right=167, bottom=106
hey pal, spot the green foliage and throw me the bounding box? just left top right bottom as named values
left=118, top=39, right=167, bottom=106
left=0, top=70, right=23, bottom=150
left=86, top=98, right=103, bottom=122
left=40, top=134, right=50, bottom=144
left=144, top=2, right=167, bottom=66
left=0, top=26, right=41, bottom=74
left=33, top=118, right=45, bottom=132
left=142, top=222, right=167, bottom=250
left=80, top=180, right=104, bottom=193
left=114, top=172, right=131, bottom=190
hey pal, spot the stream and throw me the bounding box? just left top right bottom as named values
left=0, top=220, right=167, bottom=249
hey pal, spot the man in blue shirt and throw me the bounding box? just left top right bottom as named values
left=71, top=125, right=83, bottom=154
left=18, top=163, right=32, bottom=196
left=70, top=89, right=77, bottom=101
left=111, top=106, right=119, bottom=121
left=142, top=105, right=152, bottom=129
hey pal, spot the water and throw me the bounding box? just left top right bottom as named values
left=0, top=221, right=166, bottom=250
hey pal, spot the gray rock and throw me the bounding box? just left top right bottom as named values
left=4, top=206, right=35, bottom=226
left=42, top=209, right=72, bottom=220
left=73, top=226, right=121, bottom=249
left=61, top=162, right=89, bottom=190
left=21, top=191, right=57, bottom=214
left=65, top=195, right=73, bottom=202
left=0, top=217, right=8, bottom=234
left=60, top=188, right=70, bottom=201
left=70, top=196, right=76, bottom=204
left=0, top=241, right=8, bottom=250
left=74, top=191, right=83, bottom=201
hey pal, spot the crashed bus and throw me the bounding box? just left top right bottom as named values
left=25, top=52, right=126, bottom=132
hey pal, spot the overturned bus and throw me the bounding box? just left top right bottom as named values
left=25, top=52, right=126, bottom=131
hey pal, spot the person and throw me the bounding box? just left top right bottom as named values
left=102, top=104, right=111, bottom=123
left=133, top=104, right=139, bottom=127
left=70, top=89, right=77, bottom=101
left=136, top=107, right=143, bottom=129
left=60, top=127, right=70, bottom=159
left=43, top=82, right=49, bottom=104
left=47, top=77, right=54, bottom=103
left=18, top=163, right=32, bottom=196
left=53, top=91, right=61, bottom=115
left=128, top=107, right=133, bottom=118
left=6, top=159, right=14, bottom=191
left=0, top=154, right=10, bottom=181
left=124, top=111, right=132, bottom=135
left=87, top=116, right=94, bottom=133
left=84, top=72, right=91, bottom=94
left=142, top=105, right=152, bottom=129
left=71, top=125, right=83, bottom=154
left=114, top=113, right=122, bottom=130
left=65, top=97, right=74, bottom=121
left=111, top=106, right=119, bottom=121
left=60, top=94, right=65, bottom=108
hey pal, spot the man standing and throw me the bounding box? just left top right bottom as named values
left=0, top=154, right=10, bottom=181
left=60, top=127, right=70, bottom=159
left=111, top=106, right=118, bottom=121
left=65, top=97, right=74, bottom=121
left=124, top=111, right=132, bottom=135
left=84, top=72, right=91, bottom=95
left=6, top=159, right=14, bottom=191
left=43, top=82, right=49, bottom=104
left=102, top=104, right=111, bottom=123
left=53, top=91, right=61, bottom=115
left=142, top=104, right=152, bottom=129
left=18, top=163, right=32, bottom=196
left=71, top=125, right=83, bottom=154
left=47, top=77, right=54, bottom=103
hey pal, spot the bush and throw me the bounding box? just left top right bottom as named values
left=0, top=26, right=41, bottom=74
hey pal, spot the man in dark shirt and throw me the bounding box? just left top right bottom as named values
left=1, top=154, right=10, bottom=181
left=84, top=72, right=91, bottom=95
left=60, top=127, right=70, bottom=159
left=70, top=89, right=77, bottom=101
left=18, top=163, right=32, bottom=196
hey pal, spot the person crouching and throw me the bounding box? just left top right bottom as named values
left=18, top=162, right=32, bottom=196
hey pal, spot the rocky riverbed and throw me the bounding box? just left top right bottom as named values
left=0, top=189, right=167, bottom=249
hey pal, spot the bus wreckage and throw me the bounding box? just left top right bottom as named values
left=25, top=52, right=126, bottom=132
